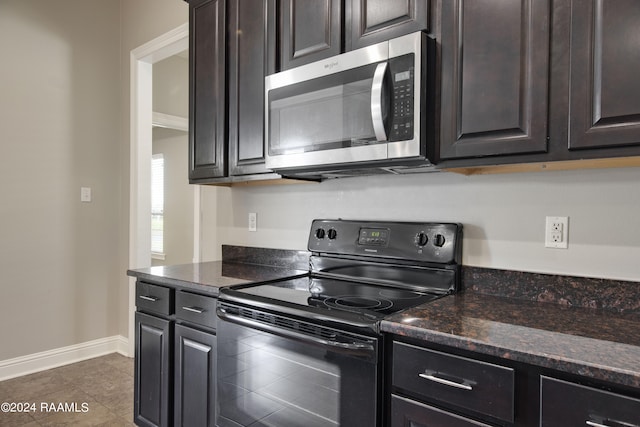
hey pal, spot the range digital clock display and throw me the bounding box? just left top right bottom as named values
left=358, top=228, right=389, bottom=246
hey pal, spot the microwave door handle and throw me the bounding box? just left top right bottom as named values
left=371, top=62, right=389, bottom=141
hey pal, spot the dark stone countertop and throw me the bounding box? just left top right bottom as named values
left=127, top=261, right=308, bottom=296
left=127, top=246, right=310, bottom=296
left=381, top=291, right=640, bottom=389
left=127, top=261, right=307, bottom=296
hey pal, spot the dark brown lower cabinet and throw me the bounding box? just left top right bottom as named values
left=541, top=376, right=640, bottom=427
left=391, top=341, right=515, bottom=424
left=391, top=394, right=491, bottom=427
left=134, top=312, right=172, bottom=427
left=174, top=324, right=217, bottom=427
left=134, top=282, right=217, bottom=427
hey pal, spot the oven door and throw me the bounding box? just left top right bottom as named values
left=216, top=302, right=381, bottom=427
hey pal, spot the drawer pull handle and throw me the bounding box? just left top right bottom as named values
left=586, top=421, right=639, bottom=427
left=182, top=306, right=205, bottom=314
left=139, top=295, right=158, bottom=302
left=419, top=373, right=473, bottom=391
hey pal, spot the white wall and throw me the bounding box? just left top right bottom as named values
left=209, top=167, right=640, bottom=282
left=0, top=0, right=121, bottom=360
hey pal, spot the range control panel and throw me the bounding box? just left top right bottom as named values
left=308, top=219, right=462, bottom=264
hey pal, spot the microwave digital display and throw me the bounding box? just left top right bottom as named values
left=395, top=71, right=411, bottom=82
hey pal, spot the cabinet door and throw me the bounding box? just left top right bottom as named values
left=439, top=0, right=550, bottom=160
left=174, top=324, right=217, bottom=427
left=568, top=0, right=640, bottom=150
left=134, top=312, right=172, bottom=427
left=228, top=0, right=276, bottom=176
left=391, top=395, right=492, bottom=427
left=280, top=0, right=342, bottom=70
left=188, top=0, right=227, bottom=182
left=347, top=0, right=429, bottom=50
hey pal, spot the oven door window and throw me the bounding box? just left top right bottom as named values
left=268, top=62, right=387, bottom=155
left=217, top=309, right=379, bottom=427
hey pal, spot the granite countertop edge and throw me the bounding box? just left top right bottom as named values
left=127, top=261, right=309, bottom=297
left=127, top=266, right=221, bottom=296
left=127, top=245, right=311, bottom=296
left=381, top=297, right=640, bottom=389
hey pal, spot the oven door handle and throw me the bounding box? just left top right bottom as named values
left=217, top=307, right=376, bottom=357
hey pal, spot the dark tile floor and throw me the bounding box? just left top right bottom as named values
left=0, top=353, right=134, bottom=426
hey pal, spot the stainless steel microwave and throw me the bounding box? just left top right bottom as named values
left=265, top=32, right=435, bottom=179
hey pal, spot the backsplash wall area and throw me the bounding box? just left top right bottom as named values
left=202, top=167, right=640, bottom=282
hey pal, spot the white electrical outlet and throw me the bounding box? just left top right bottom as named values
left=545, top=216, right=569, bottom=249
left=248, top=212, right=257, bottom=232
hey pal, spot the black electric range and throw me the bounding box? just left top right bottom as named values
left=219, top=219, right=462, bottom=334
left=215, top=220, right=463, bottom=427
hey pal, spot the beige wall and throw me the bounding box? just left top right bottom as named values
left=0, top=0, right=121, bottom=360
left=153, top=54, right=189, bottom=118
left=0, top=0, right=188, bottom=361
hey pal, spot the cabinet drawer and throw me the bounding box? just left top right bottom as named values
left=392, top=342, right=514, bottom=423
left=391, top=394, right=491, bottom=427
left=175, top=291, right=217, bottom=330
left=541, top=376, right=640, bottom=427
left=136, top=282, right=173, bottom=316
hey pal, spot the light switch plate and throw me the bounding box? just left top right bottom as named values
left=81, top=187, right=92, bottom=202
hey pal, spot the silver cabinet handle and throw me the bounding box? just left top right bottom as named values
left=586, top=422, right=608, bottom=427
left=139, top=295, right=158, bottom=302
left=371, top=62, right=389, bottom=142
left=182, top=306, right=204, bottom=314
left=419, top=373, right=473, bottom=391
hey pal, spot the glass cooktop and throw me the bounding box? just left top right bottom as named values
left=224, top=275, right=448, bottom=323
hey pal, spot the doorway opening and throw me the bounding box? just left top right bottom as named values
left=128, top=24, right=200, bottom=356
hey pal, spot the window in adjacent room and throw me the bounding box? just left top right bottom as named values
left=151, top=153, right=165, bottom=259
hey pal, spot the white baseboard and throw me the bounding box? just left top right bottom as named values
left=0, top=335, right=130, bottom=381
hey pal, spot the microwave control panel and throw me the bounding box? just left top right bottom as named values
left=388, top=54, right=415, bottom=142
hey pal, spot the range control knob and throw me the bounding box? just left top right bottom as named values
left=416, top=232, right=429, bottom=247
left=434, top=234, right=446, bottom=247
left=315, top=228, right=325, bottom=239
left=327, top=228, right=337, bottom=240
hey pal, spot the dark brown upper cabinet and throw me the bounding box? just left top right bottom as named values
left=568, top=0, right=640, bottom=151
left=347, top=0, right=430, bottom=50
left=438, top=0, right=551, bottom=161
left=188, top=0, right=227, bottom=182
left=227, top=0, right=276, bottom=176
left=279, top=0, right=343, bottom=70
left=278, top=0, right=429, bottom=70
left=188, top=0, right=277, bottom=183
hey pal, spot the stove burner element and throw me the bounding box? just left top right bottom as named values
left=379, top=289, right=423, bottom=299
left=324, top=295, right=393, bottom=312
